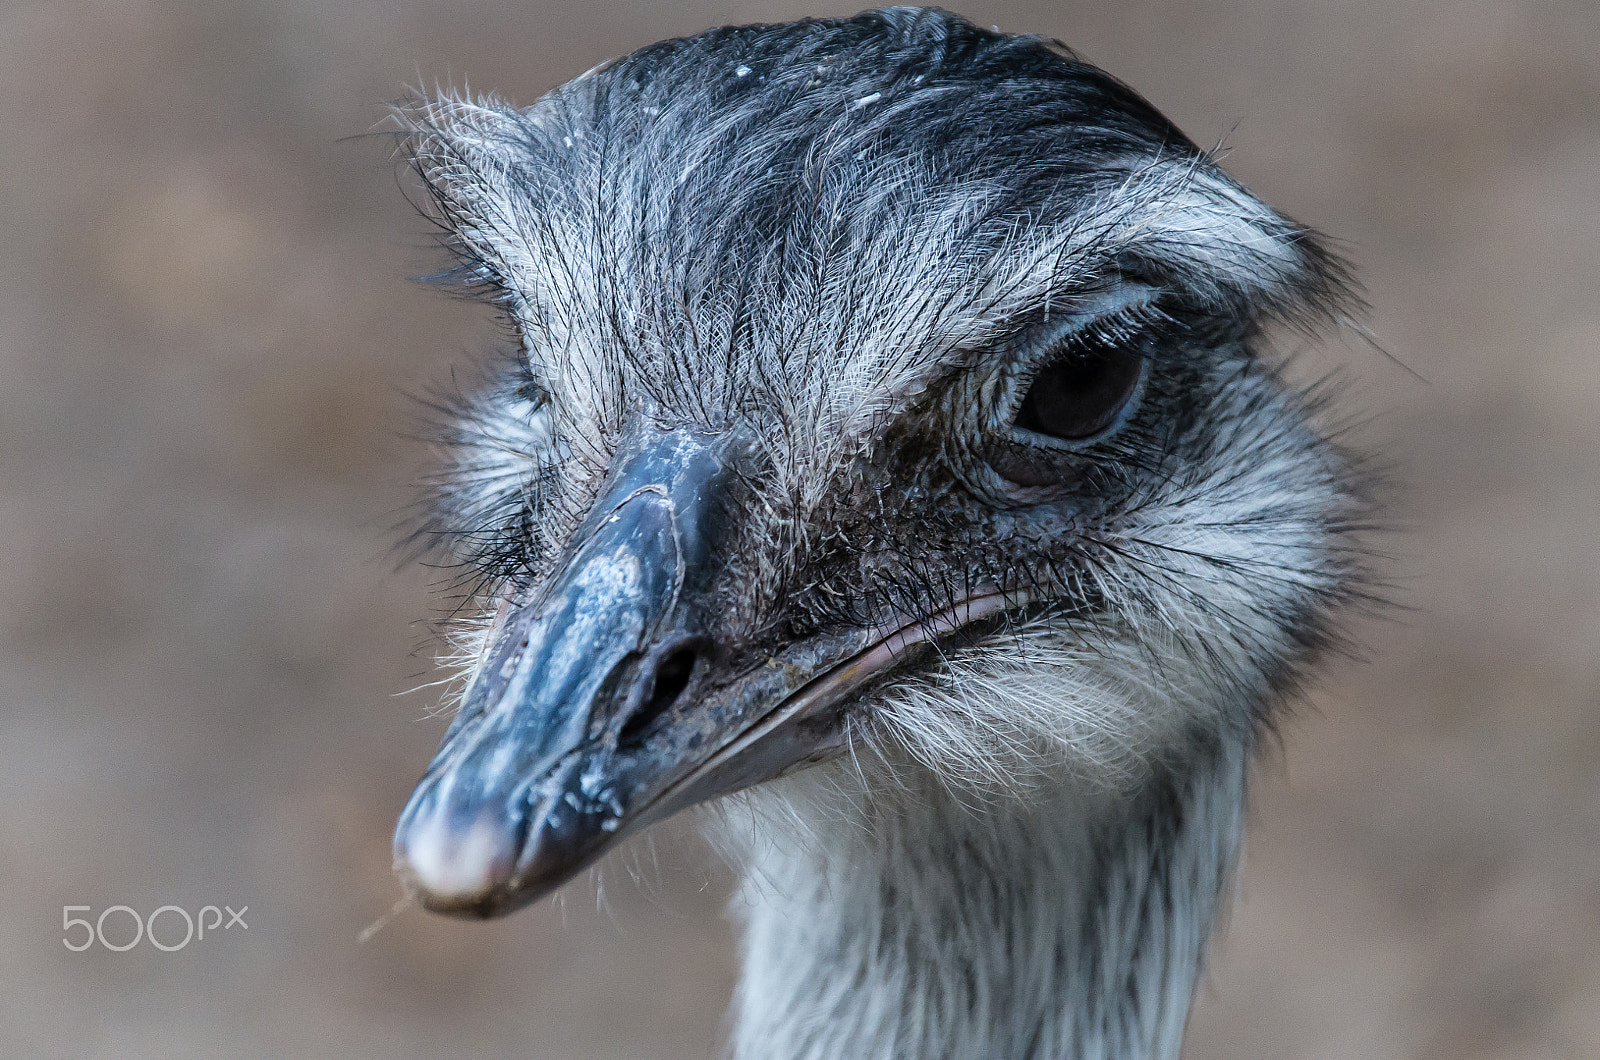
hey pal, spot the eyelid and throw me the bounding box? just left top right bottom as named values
left=1010, top=282, right=1156, bottom=379
left=1039, top=281, right=1159, bottom=331
left=992, top=282, right=1158, bottom=440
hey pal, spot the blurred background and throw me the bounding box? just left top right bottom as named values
left=1, top=0, right=1595, bottom=1056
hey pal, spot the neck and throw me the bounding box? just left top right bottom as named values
left=723, top=742, right=1248, bottom=1060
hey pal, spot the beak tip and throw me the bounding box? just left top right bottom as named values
left=393, top=806, right=523, bottom=913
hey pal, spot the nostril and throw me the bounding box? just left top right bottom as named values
left=646, top=646, right=698, bottom=715
left=620, top=645, right=699, bottom=744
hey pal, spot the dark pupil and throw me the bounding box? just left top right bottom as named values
left=1013, top=343, right=1143, bottom=441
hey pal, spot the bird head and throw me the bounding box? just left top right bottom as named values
left=390, top=8, right=1363, bottom=918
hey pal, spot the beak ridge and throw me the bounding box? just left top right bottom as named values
left=393, top=426, right=732, bottom=915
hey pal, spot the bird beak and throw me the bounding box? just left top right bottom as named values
left=393, top=426, right=1016, bottom=917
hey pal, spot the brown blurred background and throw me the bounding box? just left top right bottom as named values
left=1, top=0, right=1595, bottom=1056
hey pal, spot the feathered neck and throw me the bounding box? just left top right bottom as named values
left=721, top=741, right=1248, bottom=1060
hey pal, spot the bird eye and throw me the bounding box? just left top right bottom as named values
left=1011, top=337, right=1145, bottom=445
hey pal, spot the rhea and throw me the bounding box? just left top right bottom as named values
left=388, top=9, right=1364, bottom=1059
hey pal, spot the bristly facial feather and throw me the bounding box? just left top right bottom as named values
left=398, top=7, right=1363, bottom=793
left=392, top=10, right=1370, bottom=1057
